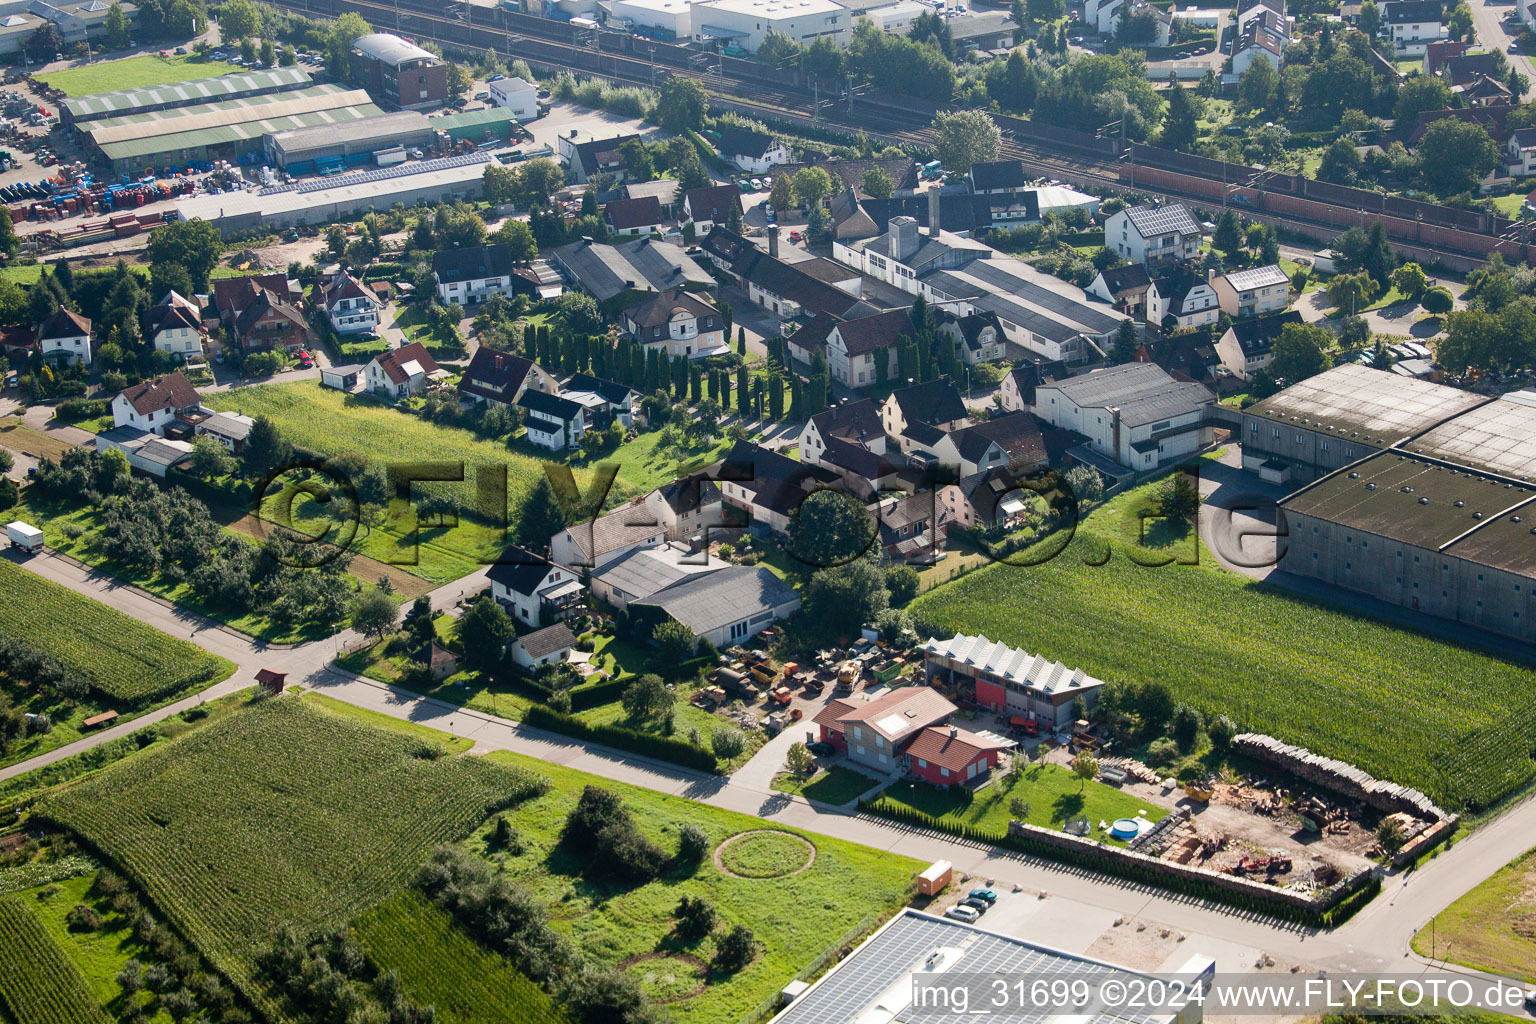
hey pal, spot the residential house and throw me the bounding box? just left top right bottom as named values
left=563, top=373, right=639, bottom=429
left=709, top=439, right=840, bottom=535
left=824, top=308, right=911, bottom=389
left=36, top=307, right=92, bottom=366
left=734, top=243, right=868, bottom=320
left=1231, top=13, right=1285, bottom=75
left=195, top=411, right=255, bottom=452
left=433, top=244, right=516, bottom=305
left=811, top=686, right=957, bottom=774
left=930, top=412, right=1049, bottom=478
left=880, top=377, right=969, bottom=454
left=1134, top=331, right=1218, bottom=383
left=95, top=429, right=192, bottom=479
left=550, top=236, right=716, bottom=303
left=968, top=160, right=1027, bottom=195
left=936, top=308, right=1008, bottom=366
left=551, top=500, right=670, bottom=569
left=144, top=301, right=205, bottom=362
left=1087, top=263, right=1154, bottom=320
left=1104, top=203, right=1203, bottom=268
left=643, top=476, right=727, bottom=543
left=558, top=131, right=641, bottom=184
left=1235, top=0, right=1285, bottom=33
left=1422, top=38, right=1468, bottom=75
left=797, top=399, right=907, bottom=498
left=1151, top=270, right=1219, bottom=331
left=718, top=125, right=790, bottom=174
left=1508, top=127, right=1536, bottom=176
left=629, top=564, right=800, bottom=649
left=1462, top=74, right=1513, bottom=106
left=1215, top=308, right=1303, bottom=380
left=487, top=546, right=585, bottom=627
left=212, top=274, right=307, bottom=354
left=110, top=371, right=203, bottom=435
left=681, top=183, right=741, bottom=233
left=605, top=195, right=667, bottom=236
left=519, top=389, right=589, bottom=450
left=997, top=360, right=1066, bottom=414
left=620, top=287, right=727, bottom=358
left=905, top=724, right=1017, bottom=787
left=939, top=466, right=1038, bottom=531
left=1035, top=362, right=1215, bottom=471
left=872, top=490, right=949, bottom=564
left=1439, top=50, right=1500, bottom=86
left=319, top=270, right=383, bottom=335
left=1212, top=264, right=1291, bottom=318
left=364, top=342, right=441, bottom=398
left=457, top=347, right=557, bottom=407
left=509, top=623, right=576, bottom=671
left=922, top=632, right=1106, bottom=730
left=1383, top=0, right=1443, bottom=54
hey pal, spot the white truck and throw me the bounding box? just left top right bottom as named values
left=6, top=521, right=43, bottom=555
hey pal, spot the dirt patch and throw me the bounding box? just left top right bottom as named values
left=713, top=830, right=816, bottom=879
left=1083, top=917, right=1186, bottom=972
left=619, top=952, right=709, bottom=1003
left=225, top=515, right=436, bottom=599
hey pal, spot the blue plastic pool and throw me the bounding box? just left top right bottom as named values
left=1110, top=818, right=1140, bottom=840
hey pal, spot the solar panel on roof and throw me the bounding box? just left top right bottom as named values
left=257, top=151, right=493, bottom=197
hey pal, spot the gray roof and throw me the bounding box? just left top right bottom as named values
left=592, top=546, right=692, bottom=602
left=1401, top=392, right=1536, bottom=482
left=1244, top=364, right=1487, bottom=449
left=1040, top=363, right=1213, bottom=426
left=351, top=32, right=438, bottom=66
left=922, top=258, right=1124, bottom=344
left=564, top=503, right=670, bottom=565
left=552, top=237, right=714, bottom=302
left=632, top=565, right=798, bottom=635
left=200, top=412, right=253, bottom=442
left=1121, top=203, right=1202, bottom=239
left=1220, top=264, right=1289, bottom=291
left=514, top=623, right=576, bottom=659
left=266, top=110, right=430, bottom=156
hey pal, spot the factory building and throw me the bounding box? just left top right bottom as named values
left=80, top=84, right=381, bottom=173
left=0, top=0, right=138, bottom=57
left=265, top=111, right=433, bottom=174
left=349, top=33, right=450, bottom=111
left=608, top=0, right=691, bottom=38
left=430, top=107, right=519, bottom=144
left=692, top=0, right=850, bottom=52
left=1239, top=364, right=1489, bottom=484
left=174, top=152, right=496, bottom=235
left=60, top=67, right=313, bottom=129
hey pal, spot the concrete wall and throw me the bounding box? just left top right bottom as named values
left=1238, top=415, right=1384, bottom=482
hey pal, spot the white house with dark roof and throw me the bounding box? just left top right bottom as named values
left=873, top=491, right=949, bottom=564
left=433, top=244, right=516, bottom=305
left=968, top=159, right=1028, bottom=195
left=604, top=195, right=667, bottom=237
left=620, top=287, right=726, bottom=358
left=1088, top=263, right=1154, bottom=320
left=551, top=237, right=716, bottom=303
left=629, top=564, right=800, bottom=650
left=1383, top=0, right=1444, bottom=54
left=1231, top=14, right=1286, bottom=74
left=562, top=373, right=639, bottom=429
left=930, top=412, right=1049, bottom=478
left=110, top=371, right=205, bottom=435
left=551, top=499, right=670, bottom=569
left=681, top=184, right=741, bottom=233
left=935, top=308, right=1008, bottom=365
left=487, top=546, right=585, bottom=627
left=1213, top=264, right=1291, bottom=318
left=1104, top=203, right=1203, bottom=268
left=1036, top=362, right=1215, bottom=471
left=319, top=269, right=383, bottom=335
left=1215, top=309, right=1303, bottom=380
left=824, top=308, right=910, bottom=388
left=1151, top=271, right=1219, bottom=331
left=709, top=439, right=841, bottom=535
left=716, top=125, right=790, bottom=174
left=458, top=347, right=557, bottom=408
left=37, top=307, right=92, bottom=367
left=195, top=411, right=255, bottom=452
left=510, top=622, right=576, bottom=670
left=998, top=361, right=1066, bottom=414
left=519, top=389, right=589, bottom=450
left=1507, top=127, right=1536, bottom=176
left=145, top=301, right=205, bottom=361
left=364, top=342, right=441, bottom=398
left=643, top=475, right=727, bottom=542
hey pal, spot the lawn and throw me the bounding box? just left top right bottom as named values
left=39, top=696, right=546, bottom=1017
left=34, top=54, right=242, bottom=96
left=476, top=747, right=920, bottom=1022
left=0, top=894, right=112, bottom=1024
left=771, top=765, right=877, bottom=806
left=1411, top=846, right=1536, bottom=983
left=877, top=763, right=1166, bottom=845
left=0, top=264, right=43, bottom=285
left=354, top=890, right=564, bottom=1024
left=394, top=303, right=466, bottom=358
left=907, top=474, right=1536, bottom=812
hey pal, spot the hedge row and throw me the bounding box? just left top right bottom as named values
left=859, top=797, right=1377, bottom=928
left=361, top=262, right=404, bottom=282
left=522, top=705, right=717, bottom=773
left=569, top=678, right=628, bottom=712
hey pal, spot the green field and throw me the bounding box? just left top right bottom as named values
left=477, top=748, right=920, bottom=1022
left=1411, top=846, right=1536, bottom=983
left=770, top=765, right=876, bottom=806
left=0, top=895, right=112, bottom=1024
left=34, top=55, right=243, bottom=96
left=354, top=890, right=564, bottom=1024
left=908, top=478, right=1536, bottom=812
left=876, top=763, right=1166, bottom=845
left=40, top=697, right=546, bottom=1015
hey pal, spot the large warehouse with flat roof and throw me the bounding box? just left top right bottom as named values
left=1240, top=363, right=1489, bottom=483
left=264, top=110, right=433, bottom=173
left=1277, top=391, right=1536, bottom=644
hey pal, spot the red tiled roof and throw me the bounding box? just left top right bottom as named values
left=905, top=725, right=1014, bottom=773
left=372, top=341, right=439, bottom=385
left=119, top=371, right=201, bottom=416
left=833, top=686, right=956, bottom=743
left=812, top=697, right=860, bottom=731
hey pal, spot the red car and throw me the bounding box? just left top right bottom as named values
left=788, top=230, right=804, bottom=243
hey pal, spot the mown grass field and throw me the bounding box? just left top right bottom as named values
left=478, top=749, right=920, bottom=1022
left=354, top=890, right=564, bottom=1024
left=34, top=55, right=242, bottom=96
left=0, top=895, right=112, bottom=1024
left=770, top=765, right=876, bottom=806
left=1411, top=846, right=1536, bottom=983
left=0, top=558, right=232, bottom=706
left=908, top=477, right=1536, bottom=812
left=41, top=697, right=545, bottom=1015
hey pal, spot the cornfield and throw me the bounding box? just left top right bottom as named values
left=0, top=896, right=112, bottom=1024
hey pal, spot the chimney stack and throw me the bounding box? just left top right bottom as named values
left=928, top=187, right=941, bottom=236
left=768, top=224, right=780, bottom=258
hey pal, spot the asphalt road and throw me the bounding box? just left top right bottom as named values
left=1470, top=0, right=1535, bottom=100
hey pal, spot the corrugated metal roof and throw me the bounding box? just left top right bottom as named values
left=87, top=83, right=348, bottom=129
left=1039, top=362, right=1214, bottom=426
left=267, top=110, right=431, bottom=155
left=89, top=88, right=373, bottom=145
left=63, top=67, right=312, bottom=118
left=432, top=107, right=519, bottom=130
left=100, top=103, right=385, bottom=162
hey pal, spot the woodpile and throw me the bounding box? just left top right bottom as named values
left=1233, top=734, right=1451, bottom=822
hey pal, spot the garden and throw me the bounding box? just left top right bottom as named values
left=909, top=473, right=1536, bottom=812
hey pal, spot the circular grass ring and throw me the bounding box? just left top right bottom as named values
left=713, top=829, right=816, bottom=879
left=620, top=952, right=709, bottom=1003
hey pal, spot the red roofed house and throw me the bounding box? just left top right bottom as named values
left=810, top=685, right=957, bottom=774
left=110, top=371, right=206, bottom=436
left=905, top=724, right=1016, bottom=787
left=921, top=632, right=1106, bottom=731
left=364, top=342, right=441, bottom=399
left=212, top=273, right=308, bottom=354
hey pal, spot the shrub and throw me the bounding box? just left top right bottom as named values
left=673, top=895, right=716, bottom=941
left=1206, top=714, right=1237, bottom=751
left=593, top=820, right=666, bottom=884
left=1171, top=704, right=1203, bottom=751
left=711, top=726, right=747, bottom=760
left=884, top=565, right=920, bottom=606
left=676, top=822, right=709, bottom=864
left=547, top=688, right=572, bottom=714
left=522, top=705, right=717, bottom=771
left=1146, top=737, right=1180, bottom=766
left=713, top=924, right=758, bottom=974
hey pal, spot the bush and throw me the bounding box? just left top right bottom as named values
left=713, top=924, right=758, bottom=974
left=54, top=397, right=108, bottom=422
left=66, top=903, right=102, bottom=931
left=676, top=822, right=709, bottom=864
left=1171, top=704, right=1203, bottom=751
left=884, top=565, right=920, bottom=606
left=1421, top=285, right=1454, bottom=315
left=711, top=726, right=747, bottom=760
left=593, top=820, right=667, bottom=884
left=1206, top=714, right=1237, bottom=751
left=673, top=895, right=716, bottom=941
left=1146, top=737, right=1180, bottom=766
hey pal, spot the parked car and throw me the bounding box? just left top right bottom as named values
left=788, top=230, right=803, bottom=243
left=968, top=888, right=998, bottom=904
left=175, top=46, right=187, bottom=54
left=807, top=741, right=834, bottom=757
left=958, top=897, right=990, bottom=914
left=474, top=91, right=491, bottom=101
left=488, top=73, right=506, bottom=82
left=750, top=177, right=763, bottom=190
left=945, top=905, right=980, bottom=922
